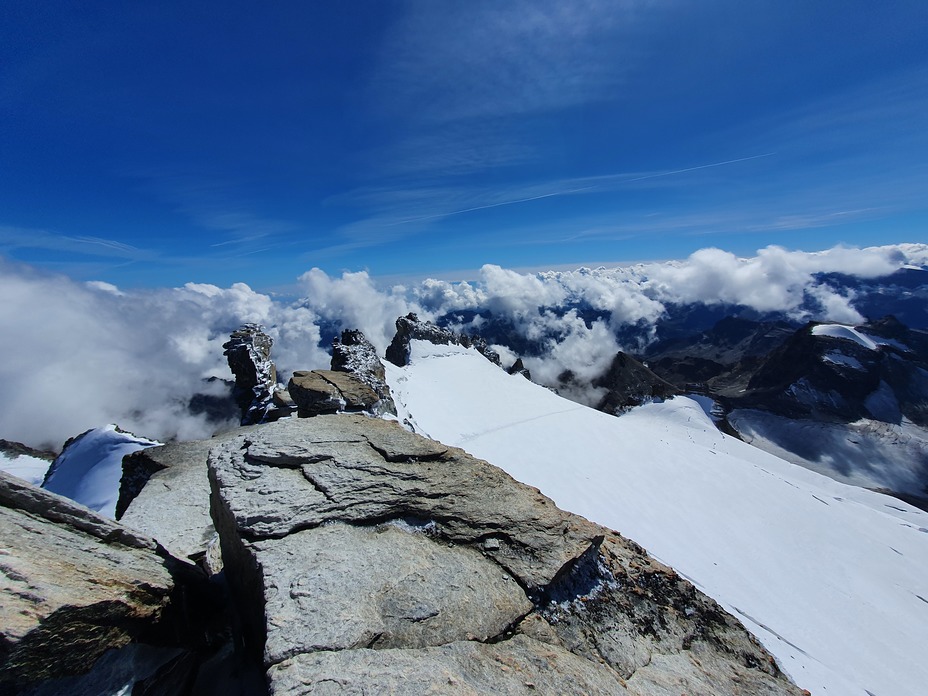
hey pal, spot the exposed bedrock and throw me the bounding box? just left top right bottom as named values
left=207, top=414, right=802, bottom=695
left=0, top=471, right=215, bottom=694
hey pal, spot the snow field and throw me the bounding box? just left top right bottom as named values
left=0, top=450, right=50, bottom=486
left=41, top=424, right=161, bottom=518
left=386, top=341, right=928, bottom=696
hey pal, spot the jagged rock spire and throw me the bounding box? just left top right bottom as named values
left=222, top=323, right=278, bottom=425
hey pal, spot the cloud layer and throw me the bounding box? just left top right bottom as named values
left=2, top=243, right=924, bottom=450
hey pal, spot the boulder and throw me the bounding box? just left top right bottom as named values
left=116, top=429, right=247, bottom=565
left=0, top=471, right=188, bottom=691
left=331, top=329, right=397, bottom=415
left=208, top=415, right=802, bottom=695
left=287, top=370, right=379, bottom=417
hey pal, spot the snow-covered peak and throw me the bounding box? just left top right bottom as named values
left=42, top=425, right=161, bottom=518
left=385, top=343, right=928, bottom=696
left=811, top=322, right=910, bottom=352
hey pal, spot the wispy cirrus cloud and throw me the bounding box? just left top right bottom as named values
left=0, top=225, right=156, bottom=261
left=317, top=152, right=780, bottom=256
left=356, top=1, right=667, bottom=187
left=373, top=0, right=654, bottom=124
left=130, top=170, right=304, bottom=257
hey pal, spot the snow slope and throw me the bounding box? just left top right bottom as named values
left=386, top=340, right=928, bottom=696
left=42, top=425, right=161, bottom=518
left=729, top=409, right=928, bottom=499
left=0, top=450, right=50, bottom=486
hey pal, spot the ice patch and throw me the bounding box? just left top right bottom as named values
left=0, top=450, right=50, bottom=486
left=811, top=324, right=880, bottom=349
left=812, top=324, right=912, bottom=352
left=42, top=425, right=161, bottom=518
left=822, top=352, right=865, bottom=371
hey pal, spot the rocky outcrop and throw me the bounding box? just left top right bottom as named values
left=0, top=470, right=207, bottom=693
left=331, top=329, right=397, bottom=415
left=594, top=351, right=680, bottom=414
left=736, top=317, right=928, bottom=425
left=208, top=415, right=802, bottom=695
left=287, top=370, right=380, bottom=417
left=507, top=357, right=532, bottom=380
left=386, top=313, right=501, bottom=367
left=223, top=324, right=278, bottom=425
left=116, top=429, right=248, bottom=566
left=0, top=439, right=56, bottom=463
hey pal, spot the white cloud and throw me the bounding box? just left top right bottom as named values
left=296, top=269, right=416, bottom=354
left=1, top=243, right=922, bottom=451
left=0, top=260, right=327, bottom=450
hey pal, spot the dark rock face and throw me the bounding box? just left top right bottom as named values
left=385, top=313, right=459, bottom=367
left=641, top=316, right=798, bottom=394
left=507, top=357, right=532, bottom=380
left=287, top=370, right=380, bottom=417
left=208, top=415, right=801, bottom=695
left=593, top=352, right=680, bottom=414
left=386, top=313, right=501, bottom=367
left=0, top=471, right=207, bottom=693
left=738, top=318, right=928, bottom=425
left=331, top=329, right=397, bottom=415
left=0, top=439, right=56, bottom=462
left=223, top=324, right=278, bottom=425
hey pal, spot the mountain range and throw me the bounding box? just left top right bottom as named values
left=2, top=246, right=928, bottom=694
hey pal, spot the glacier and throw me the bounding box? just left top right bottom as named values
left=386, top=340, right=928, bottom=696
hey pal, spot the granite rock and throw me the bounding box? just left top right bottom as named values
left=287, top=370, right=380, bottom=417
left=0, top=471, right=178, bottom=690
left=207, top=415, right=802, bottom=696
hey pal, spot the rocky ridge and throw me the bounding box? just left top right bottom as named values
left=0, top=322, right=805, bottom=694
left=208, top=414, right=801, bottom=695
left=223, top=324, right=280, bottom=425
left=386, top=313, right=501, bottom=367
left=331, top=329, right=397, bottom=415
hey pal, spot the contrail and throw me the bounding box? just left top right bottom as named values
left=391, top=186, right=596, bottom=225
left=392, top=153, right=775, bottom=225
left=622, top=152, right=777, bottom=183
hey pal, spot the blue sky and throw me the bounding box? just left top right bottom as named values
left=1, top=1, right=926, bottom=289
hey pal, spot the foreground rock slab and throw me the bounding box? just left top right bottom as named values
left=0, top=471, right=178, bottom=690
left=268, top=634, right=626, bottom=695
left=117, top=429, right=247, bottom=565
left=208, top=415, right=803, bottom=695
left=257, top=522, right=532, bottom=664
